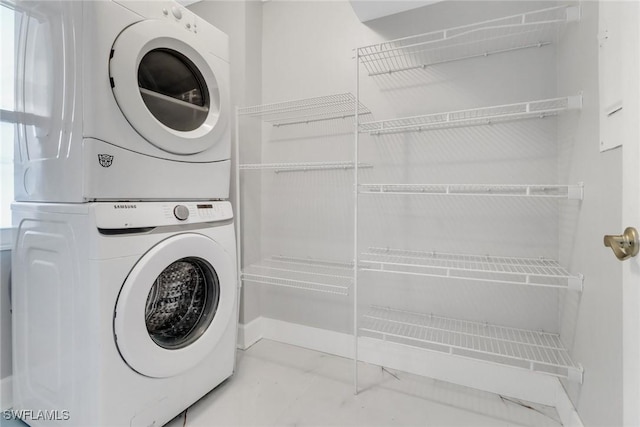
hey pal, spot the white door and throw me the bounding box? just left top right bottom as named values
left=621, top=4, right=640, bottom=425
left=601, top=2, right=640, bottom=425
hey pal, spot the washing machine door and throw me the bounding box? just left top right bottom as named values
left=114, top=233, right=236, bottom=378
left=109, top=20, right=228, bottom=155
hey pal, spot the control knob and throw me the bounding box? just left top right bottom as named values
left=171, top=6, right=182, bottom=19
left=173, top=205, right=189, bottom=221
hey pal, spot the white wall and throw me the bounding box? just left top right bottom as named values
left=258, top=0, right=561, bottom=335
left=258, top=1, right=360, bottom=333
left=188, top=0, right=263, bottom=324
left=557, top=2, right=623, bottom=426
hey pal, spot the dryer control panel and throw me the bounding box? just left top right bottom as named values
left=111, top=0, right=229, bottom=61
left=93, top=201, right=233, bottom=230
left=113, top=1, right=197, bottom=33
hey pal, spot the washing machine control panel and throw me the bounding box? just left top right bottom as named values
left=94, top=201, right=233, bottom=230
left=173, top=205, right=190, bottom=221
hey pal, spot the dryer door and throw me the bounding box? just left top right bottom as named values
left=109, top=20, right=228, bottom=155
left=114, top=233, right=236, bottom=378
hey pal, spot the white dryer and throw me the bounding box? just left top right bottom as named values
left=11, top=201, right=238, bottom=426
left=12, top=1, right=231, bottom=202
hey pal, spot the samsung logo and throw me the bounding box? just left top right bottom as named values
left=113, top=204, right=137, bottom=209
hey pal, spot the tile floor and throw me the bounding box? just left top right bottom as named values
left=2, top=339, right=563, bottom=426
left=165, top=339, right=561, bottom=426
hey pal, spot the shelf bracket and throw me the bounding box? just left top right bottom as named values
left=568, top=182, right=584, bottom=200
left=568, top=274, right=584, bottom=292
left=568, top=364, right=584, bottom=384
left=566, top=6, right=581, bottom=23
left=567, top=94, right=583, bottom=110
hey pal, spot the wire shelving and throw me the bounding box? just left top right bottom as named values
left=238, top=93, right=371, bottom=127
left=234, top=4, right=587, bottom=398
left=359, top=96, right=582, bottom=135
left=357, top=5, right=580, bottom=76
left=241, top=256, right=353, bottom=296
left=350, top=5, right=586, bottom=393
left=359, top=183, right=584, bottom=200
left=360, top=306, right=583, bottom=382
left=360, top=247, right=583, bottom=291
left=239, top=161, right=373, bottom=173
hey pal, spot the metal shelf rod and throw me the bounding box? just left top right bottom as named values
left=249, top=265, right=352, bottom=280
left=239, top=93, right=361, bottom=116
left=272, top=111, right=371, bottom=127
left=241, top=273, right=349, bottom=295
left=359, top=183, right=584, bottom=200
left=238, top=93, right=372, bottom=128
left=239, top=161, right=373, bottom=173
left=365, top=42, right=552, bottom=77
left=269, top=255, right=354, bottom=269
left=361, top=266, right=581, bottom=290
left=360, top=96, right=582, bottom=135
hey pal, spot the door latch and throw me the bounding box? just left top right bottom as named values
left=604, top=227, right=639, bottom=260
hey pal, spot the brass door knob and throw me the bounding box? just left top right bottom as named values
left=604, top=227, right=639, bottom=260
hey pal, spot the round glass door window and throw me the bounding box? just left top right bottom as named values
left=138, top=48, right=220, bottom=132
left=145, top=257, right=220, bottom=349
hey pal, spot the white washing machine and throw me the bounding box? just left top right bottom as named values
left=12, top=0, right=231, bottom=202
left=11, top=201, right=238, bottom=426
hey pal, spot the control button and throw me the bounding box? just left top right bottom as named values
left=171, top=6, right=182, bottom=19
left=162, top=8, right=168, bottom=15
left=186, top=23, right=191, bottom=29
left=173, top=205, right=189, bottom=221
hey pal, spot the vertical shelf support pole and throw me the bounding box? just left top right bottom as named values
left=353, top=48, right=360, bottom=395
left=233, top=106, right=243, bottom=369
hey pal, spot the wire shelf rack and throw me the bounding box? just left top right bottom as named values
left=359, top=183, right=584, bottom=200
left=359, top=96, right=582, bottom=135
left=237, top=93, right=371, bottom=127
left=239, top=161, right=373, bottom=173
left=360, top=306, right=583, bottom=382
left=357, top=5, right=580, bottom=76
left=241, top=255, right=353, bottom=296
left=360, top=247, right=583, bottom=291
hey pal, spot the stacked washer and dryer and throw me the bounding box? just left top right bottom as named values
left=11, top=1, right=238, bottom=426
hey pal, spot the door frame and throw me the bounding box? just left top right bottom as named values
left=622, top=2, right=640, bottom=425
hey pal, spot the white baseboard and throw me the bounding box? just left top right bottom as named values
left=237, top=316, right=263, bottom=350
left=1, top=376, right=12, bottom=410
left=260, top=318, right=353, bottom=358
left=240, top=316, right=583, bottom=425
